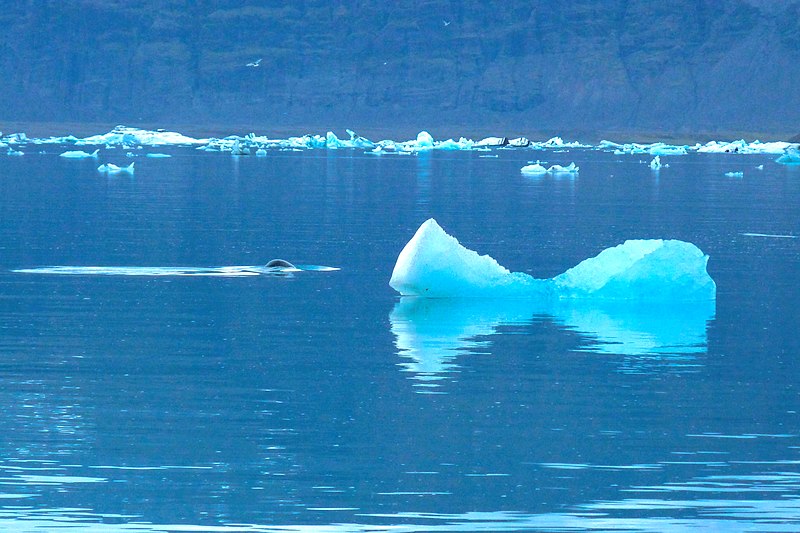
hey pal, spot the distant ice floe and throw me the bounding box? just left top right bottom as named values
left=60, top=149, right=99, bottom=159
left=600, top=140, right=688, bottom=156
left=97, top=162, right=135, bottom=175
left=649, top=156, right=665, bottom=170
left=724, top=171, right=744, bottom=178
left=390, top=219, right=716, bottom=300
left=696, top=139, right=793, bottom=154
left=77, top=126, right=206, bottom=147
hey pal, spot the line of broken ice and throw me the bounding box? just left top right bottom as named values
left=2, top=126, right=798, bottom=157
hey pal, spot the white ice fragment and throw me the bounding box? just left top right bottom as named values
left=474, top=137, right=508, bottom=148
left=724, top=171, right=744, bottom=178
left=60, top=149, right=99, bottom=159
left=255, top=148, right=267, bottom=157
left=390, top=219, right=715, bottom=301
left=146, top=153, right=171, bottom=158
left=230, top=140, right=249, bottom=155
left=548, top=162, right=579, bottom=174
left=345, top=129, right=375, bottom=149
left=436, top=138, right=474, bottom=150
left=97, top=162, right=135, bottom=174
left=6, top=148, right=24, bottom=156
left=389, top=219, right=538, bottom=297
left=326, top=131, right=344, bottom=149
left=649, top=156, right=662, bottom=169
left=508, top=137, right=530, bottom=147
left=648, top=143, right=688, bottom=156
left=520, top=162, right=578, bottom=176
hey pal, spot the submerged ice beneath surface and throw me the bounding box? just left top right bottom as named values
left=389, top=219, right=716, bottom=300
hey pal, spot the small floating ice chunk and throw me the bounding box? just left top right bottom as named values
left=230, top=139, right=249, bottom=155
left=146, top=153, right=171, bottom=158
left=698, top=139, right=792, bottom=155
left=548, top=162, right=579, bottom=174
left=520, top=163, right=549, bottom=175
left=255, top=148, right=267, bottom=157
left=345, top=129, right=375, bottom=149
left=6, top=148, right=24, bottom=156
left=724, top=171, right=744, bottom=178
left=415, top=131, right=435, bottom=150
left=436, top=137, right=474, bottom=150
left=520, top=162, right=579, bottom=175
left=326, top=131, right=344, bottom=149
left=97, top=162, right=135, bottom=174
left=60, top=149, right=99, bottom=159
left=508, top=137, right=530, bottom=147
left=389, top=219, right=715, bottom=300
left=649, top=156, right=666, bottom=169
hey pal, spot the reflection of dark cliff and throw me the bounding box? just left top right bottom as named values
left=1, top=1, right=799, bottom=137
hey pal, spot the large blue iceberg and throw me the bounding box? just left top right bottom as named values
left=389, top=219, right=716, bottom=300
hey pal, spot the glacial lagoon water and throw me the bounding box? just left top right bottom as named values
left=0, top=144, right=799, bottom=531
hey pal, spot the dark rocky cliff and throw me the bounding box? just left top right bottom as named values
left=1, top=0, right=799, bottom=138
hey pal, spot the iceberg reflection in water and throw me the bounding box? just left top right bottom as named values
left=390, top=297, right=715, bottom=388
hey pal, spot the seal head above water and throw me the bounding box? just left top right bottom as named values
left=265, top=259, right=296, bottom=269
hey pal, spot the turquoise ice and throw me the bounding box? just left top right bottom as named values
left=390, top=219, right=716, bottom=300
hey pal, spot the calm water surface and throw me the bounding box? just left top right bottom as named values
left=0, top=146, right=799, bottom=531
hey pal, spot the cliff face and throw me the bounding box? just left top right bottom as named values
left=1, top=0, right=799, bottom=137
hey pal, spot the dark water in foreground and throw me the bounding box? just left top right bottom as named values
left=0, top=147, right=799, bottom=531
